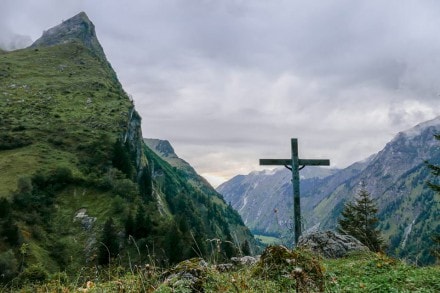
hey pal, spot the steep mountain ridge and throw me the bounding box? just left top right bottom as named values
left=31, top=12, right=105, bottom=59
left=144, top=138, right=219, bottom=195
left=0, top=12, right=254, bottom=277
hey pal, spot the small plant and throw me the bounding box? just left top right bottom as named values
left=19, top=263, right=49, bottom=284
left=253, top=245, right=325, bottom=292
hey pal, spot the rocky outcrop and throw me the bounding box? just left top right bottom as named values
left=31, top=12, right=105, bottom=59
left=298, top=230, right=369, bottom=258
left=73, top=208, right=96, bottom=230
left=124, top=107, right=148, bottom=179
left=231, top=255, right=259, bottom=267
left=162, top=258, right=209, bottom=292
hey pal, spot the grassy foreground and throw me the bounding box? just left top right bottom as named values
left=4, top=251, right=439, bottom=292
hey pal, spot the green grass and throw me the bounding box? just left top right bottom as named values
left=6, top=251, right=439, bottom=292
left=324, top=252, right=440, bottom=292
left=255, top=234, right=281, bottom=246
left=0, top=43, right=133, bottom=198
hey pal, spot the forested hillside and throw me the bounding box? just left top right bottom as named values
left=0, top=12, right=254, bottom=282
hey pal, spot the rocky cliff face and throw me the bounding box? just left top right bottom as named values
left=124, top=108, right=148, bottom=179
left=31, top=12, right=105, bottom=58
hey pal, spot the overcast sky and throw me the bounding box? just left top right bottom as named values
left=2, top=0, right=440, bottom=186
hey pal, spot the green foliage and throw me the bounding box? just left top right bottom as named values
left=0, top=133, right=33, bottom=150
left=112, top=139, right=134, bottom=179
left=0, top=249, right=19, bottom=281
left=133, top=205, right=152, bottom=239
left=2, top=250, right=440, bottom=291
left=124, top=211, right=135, bottom=238
left=253, top=245, right=325, bottom=292
left=19, top=263, right=49, bottom=284
left=1, top=216, right=21, bottom=246
left=426, top=134, right=440, bottom=262
left=338, top=188, right=384, bottom=252
left=111, top=178, right=139, bottom=199
left=0, top=25, right=254, bottom=282
left=432, top=234, right=440, bottom=262
left=325, top=252, right=440, bottom=292
left=138, top=165, right=153, bottom=200
left=241, top=239, right=251, bottom=256
left=98, top=217, right=120, bottom=265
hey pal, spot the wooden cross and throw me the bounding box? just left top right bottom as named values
left=260, top=138, right=330, bottom=245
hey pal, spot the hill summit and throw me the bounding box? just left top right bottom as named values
left=31, top=12, right=105, bottom=58
left=0, top=11, right=255, bottom=280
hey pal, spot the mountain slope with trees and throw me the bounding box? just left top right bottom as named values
left=218, top=117, right=440, bottom=264
left=0, top=12, right=254, bottom=281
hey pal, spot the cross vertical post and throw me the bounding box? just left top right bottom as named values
left=291, top=139, right=301, bottom=245
left=260, top=138, right=330, bottom=245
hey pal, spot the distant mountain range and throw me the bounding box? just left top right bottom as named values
left=218, top=116, right=440, bottom=264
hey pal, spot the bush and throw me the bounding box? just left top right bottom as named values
left=253, top=245, right=325, bottom=292
left=0, top=133, right=32, bottom=150
left=112, top=178, right=139, bottom=199
left=17, top=176, right=33, bottom=194
left=51, top=166, right=73, bottom=185
left=0, top=250, right=19, bottom=281
left=19, top=264, right=49, bottom=284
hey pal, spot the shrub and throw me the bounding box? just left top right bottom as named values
left=253, top=245, right=325, bottom=292
left=0, top=250, right=19, bottom=281
left=0, top=133, right=32, bottom=150
left=112, top=178, right=139, bottom=199
left=17, top=176, right=33, bottom=194
left=19, top=264, right=48, bottom=284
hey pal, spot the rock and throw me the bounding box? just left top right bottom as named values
left=216, top=256, right=259, bottom=272
left=30, top=12, right=105, bottom=59
left=73, top=208, right=96, bottom=230
left=298, top=230, right=369, bottom=258
left=230, top=255, right=259, bottom=267
left=162, top=258, right=208, bottom=292
left=215, top=263, right=234, bottom=272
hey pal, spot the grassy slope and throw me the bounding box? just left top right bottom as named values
left=0, top=42, right=132, bottom=197
left=0, top=40, right=257, bottom=277
left=143, top=139, right=256, bottom=249
left=12, top=252, right=440, bottom=292
left=0, top=42, right=136, bottom=272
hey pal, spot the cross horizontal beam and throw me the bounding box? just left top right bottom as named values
left=299, top=159, right=330, bottom=166
left=259, top=159, right=290, bottom=165
left=259, top=159, right=330, bottom=166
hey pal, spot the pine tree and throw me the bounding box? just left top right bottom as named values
left=337, top=188, right=384, bottom=252
left=124, top=211, right=135, bottom=238
left=241, top=239, right=251, bottom=256
left=426, top=134, right=440, bottom=261
left=98, top=217, right=119, bottom=265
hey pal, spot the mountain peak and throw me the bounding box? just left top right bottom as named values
left=399, top=115, right=440, bottom=139
left=30, top=12, right=105, bottom=57
left=144, top=138, right=177, bottom=158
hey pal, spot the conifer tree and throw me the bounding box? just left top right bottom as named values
left=98, top=217, right=119, bottom=265
left=124, top=211, right=135, bottom=238
left=426, top=134, right=440, bottom=260
left=337, top=188, right=384, bottom=252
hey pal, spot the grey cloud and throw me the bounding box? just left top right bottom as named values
left=3, top=0, right=440, bottom=185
